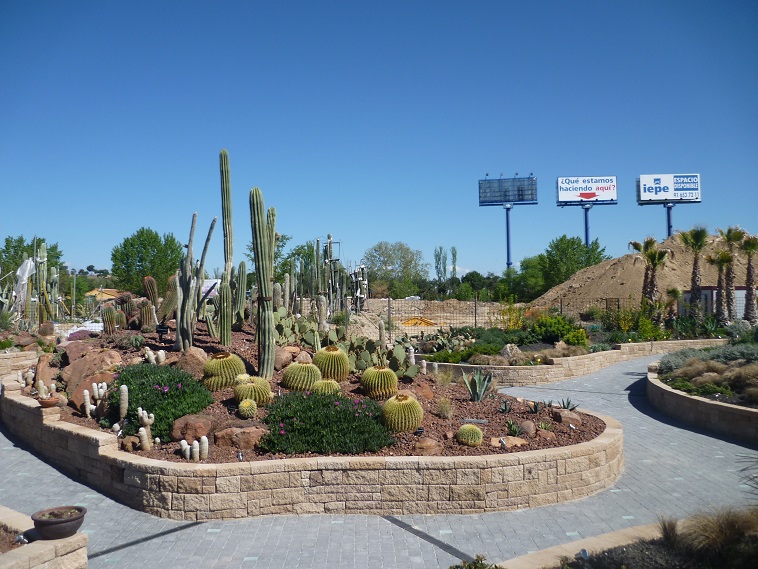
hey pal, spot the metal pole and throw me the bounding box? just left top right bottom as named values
left=665, top=203, right=674, bottom=237
left=583, top=204, right=592, bottom=247
left=506, top=204, right=513, bottom=269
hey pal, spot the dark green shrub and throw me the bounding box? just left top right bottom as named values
left=0, top=338, right=13, bottom=350
left=257, top=392, right=394, bottom=454
left=106, top=364, right=213, bottom=440
left=532, top=314, right=576, bottom=344
left=590, top=343, right=612, bottom=352
left=426, top=349, right=474, bottom=364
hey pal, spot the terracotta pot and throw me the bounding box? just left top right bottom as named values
left=37, top=396, right=60, bottom=408
left=31, top=506, right=86, bottom=539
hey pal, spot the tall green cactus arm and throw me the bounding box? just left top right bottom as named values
left=220, top=148, right=233, bottom=278
left=250, top=187, right=276, bottom=379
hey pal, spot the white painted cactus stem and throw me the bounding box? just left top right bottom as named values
left=199, top=436, right=209, bottom=460
left=137, top=407, right=155, bottom=441
left=180, top=440, right=190, bottom=460
left=191, top=440, right=200, bottom=462
left=36, top=379, right=49, bottom=399
left=83, top=389, right=91, bottom=418
left=144, top=347, right=156, bottom=365
left=408, top=346, right=416, bottom=365
left=119, top=385, right=129, bottom=422
left=156, top=349, right=166, bottom=364
left=420, top=359, right=427, bottom=374
left=138, top=427, right=151, bottom=451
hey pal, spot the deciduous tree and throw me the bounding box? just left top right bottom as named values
left=111, top=228, right=182, bottom=295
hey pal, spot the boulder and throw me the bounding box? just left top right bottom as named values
left=62, top=341, right=92, bottom=365
left=34, top=353, right=58, bottom=386
left=282, top=346, right=300, bottom=355
left=274, top=346, right=293, bottom=371
left=519, top=420, right=537, bottom=437
left=413, top=437, right=443, bottom=455
left=170, top=414, right=215, bottom=443
left=537, top=428, right=556, bottom=441
left=552, top=409, right=582, bottom=428
left=214, top=426, right=268, bottom=450
left=172, top=347, right=208, bottom=379
left=502, top=436, right=528, bottom=447
left=499, top=343, right=522, bottom=360
left=413, top=383, right=435, bottom=401
left=120, top=435, right=141, bottom=452
left=14, top=333, right=36, bottom=347
left=61, top=349, right=123, bottom=395
left=294, top=351, right=313, bottom=364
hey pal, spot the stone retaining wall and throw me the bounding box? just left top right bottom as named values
left=647, top=364, right=758, bottom=444
left=425, top=339, right=728, bottom=386
left=0, top=505, right=88, bottom=569
left=0, top=357, right=623, bottom=520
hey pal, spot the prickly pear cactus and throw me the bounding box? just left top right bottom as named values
left=313, top=345, right=350, bottom=382
left=456, top=424, right=483, bottom=447
left=281, top=362, right=322, bottom=392
left=381, top=393, right=423, bottom=433
left=360, top=366, right=398, bottom=400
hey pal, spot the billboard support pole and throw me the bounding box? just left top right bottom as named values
left=582, top=204, right=592, bottom=247
left=665, top=203, right=674, bottom=237
left=504, top=203, right=513, bottom=269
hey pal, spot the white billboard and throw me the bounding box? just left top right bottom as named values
left=556, top=176, right=617, bottom=205
left=638, top=173, right=701, bottom=203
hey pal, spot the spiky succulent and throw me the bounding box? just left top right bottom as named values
left=456, top=424, right=483, bottom=447
left=313, top=345, right=350, bottom=382
left=282, top=362, right=322, bottom=392
left=360, top=366, right=398, bottom=400
left=311, top=379, right=341, bottom=395
left=238, top=398, right=257, bottom=419
left=234, top=376, right=273, bottom=406
left=382, top=393, right=423, bottom=433
left=202, top=352, right=246, bottom=390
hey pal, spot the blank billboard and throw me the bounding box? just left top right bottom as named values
left=479, top=177, right=538, bottom=206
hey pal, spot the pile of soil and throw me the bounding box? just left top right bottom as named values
left=0, top=526, right=21, bottom=554
left=47, top=323, right=605, bottom=464
left=532, top=234, right=752, bottom=311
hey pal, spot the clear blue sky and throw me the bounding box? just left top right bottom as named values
left=2, top=1, right=757, bottom=279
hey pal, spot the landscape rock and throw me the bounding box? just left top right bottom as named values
left=34, top=353, right=58, bottom=386
left=61, top=349, right=123, bottom=394
left=282, top=346, right=300, bottom=355
left=172, top=347, right=208, bottom=379
left=68, top=371, right=116, bottom=414
left=171, top=414, right=215, bottom=443
left=413, top=383, right=435, bottom=401
left=444, top=431, right=455, bottom=440
left=413, top=437, right=444, bottom=455
left=62, top=341, right=92, bottom=365
left=120, top=435, right=141, bottom=452
left=552, top=409, right=582, bottom=428
left=519, top=420, right=537, bottom=437
left=274, top=346, right=293, bottom=371
left=537, top=428, right=556, bottom=441
left=294, top=351, right=313, bottom=364
left=499, top=343, right=522, bottom=359
left=503, top=436, right=528, bottom=447
left=214, top=426, right=268, bottom=450
left=14, top=333, right=36, bottom=347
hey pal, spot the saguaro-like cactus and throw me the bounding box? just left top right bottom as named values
left=219, top=149, right=234, bottom=347
left=249, top=187, right=276, bottom=379
left=219, top=274, right=232, bottom=346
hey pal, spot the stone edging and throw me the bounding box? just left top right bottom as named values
left=423, top=339, right=728, bottom=387
left=0, top=505, right=88, bottom=569
left=647, top=364, right=758, bottom=444
left=0, top=363, right=623, bottom=520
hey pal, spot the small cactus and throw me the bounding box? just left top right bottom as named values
left=381, top=393, right=423, bottom=433
left=233, top=377, right=273, bottom=406
left=311, top=379, right=341, bottom=395
left=456, top=424, right=484, bottom=447
left=202, top=351, right=246, bottom=390
left=199, top=435, right=209, bottom=460
left=138, top=427, right=151, bottom=451
left=238, top=398, right=257, bottom=418
left=282, top=362, right=322, bottom=392
left=119, top=385, right=129, bottom=422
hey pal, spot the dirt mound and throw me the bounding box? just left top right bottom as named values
left=533, top=234, right=752, bottom=312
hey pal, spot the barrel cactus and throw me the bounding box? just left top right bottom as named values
left=313, top=345, right=350, bottom=382
left=238, top=398, right=257, bottom=419
left=360, top=366, right=398, bottom=400
left=233, top=376, right=273, bottom=406
left=312, top=379, right=341, bottom=395
left=382, top=393, right=423, bottom=433
left=203, top=352, right=246, bottom=391
left=282, top=362, right=322, bottom=392
left=456, top=424, right=484, bottom=447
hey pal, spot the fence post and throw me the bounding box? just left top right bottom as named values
left=474, top=292, right=478, bottom=328
left=387, top=297, right=392, bottom=342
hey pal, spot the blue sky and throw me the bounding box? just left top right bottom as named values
left=2, top=1, right=757, bottom=279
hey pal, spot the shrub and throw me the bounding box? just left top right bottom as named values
left=257, top=392, right=394, bottom=454
left=426, top=349, right=474, bottom=364
left=532, top=314, right=576, bottom=344
left=589, top=343, right=612, bottom=352
left=106, top=364, right=214, bottom=440
left=437, top=397, right=452, bottom=419
left=658, top=349, right=712, bottom=374
left=0, top=338, right=13, bottom=350
left=562, top=328, right=588, bottom=347
left=726, top=320, right=755, bottom=344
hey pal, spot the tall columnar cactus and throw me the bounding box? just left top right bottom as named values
left=119, top=385, right=129, bottom=423
left=273, top=282, right=282, bottom=310
left=219, top=274, right=232, bottom=346
left=219, top=149, right=234, bottom=345
left=283, top=273, right=290, bottom=316
left=157, top=274, right=178, bottom=324
left=139, top=300, right=156, bottom=330
left=102, top=305, right=117, bottom=335
left=142, top=276, right=159, bottom=307
left=49, top=266, right=59, bottom=320
left=176, top=213, right=216, bottom=352
left=249, top=187, right=276, bottom=379
left=232, top=260, right=247, bottom=330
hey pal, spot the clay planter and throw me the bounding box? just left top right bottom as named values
left=31, top=506, right=86, bottom=539
left=37, top=396, right=60, bottom=408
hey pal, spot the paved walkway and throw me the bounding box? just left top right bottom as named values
left=2, top=355, right=757, bottom=568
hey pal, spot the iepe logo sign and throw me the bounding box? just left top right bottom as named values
left=638, top=174, right=700, bottom=203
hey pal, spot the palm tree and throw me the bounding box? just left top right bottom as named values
left=706, top=250, right=732, bottom=327
left=629, top=237, right=667, bottom=316
left=740, top=234, right=758, bottom=325
left=717, top=226, right=746, bottom=320
left=665, top=287, right=682, bottom=324
left=678, top=227, right=709, bottom=323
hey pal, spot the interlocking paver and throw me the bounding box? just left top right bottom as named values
left=2, top=354, right=757, bottom=568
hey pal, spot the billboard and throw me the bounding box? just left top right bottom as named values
left=637, top=173, right=701, bottom=204
left=556, top=176, right=617, bottom=205
left=478, top=177, right=538, bottom=206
